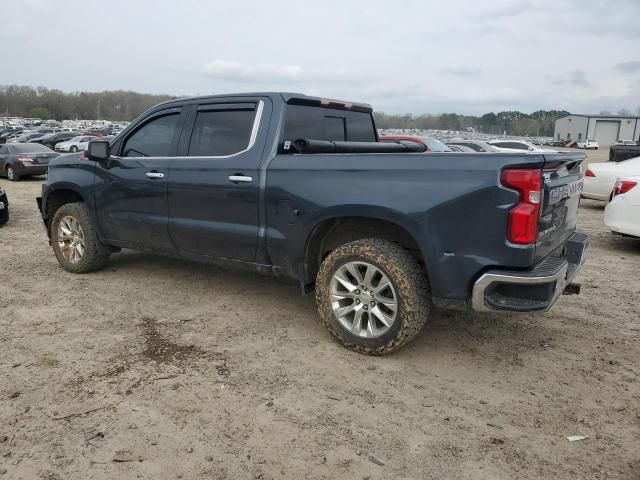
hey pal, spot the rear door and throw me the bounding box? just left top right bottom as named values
left=536, top=153, right=585, bottom=261
left=94, top=107, right=186, bottom=250
left=167, top=98, right=271, bottom=261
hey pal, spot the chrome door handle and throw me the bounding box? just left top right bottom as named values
left=145, top=171, right=165, bottom=179
left=228, top=175, right=253, bottom=183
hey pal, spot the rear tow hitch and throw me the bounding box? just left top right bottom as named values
left=563, top=283, right=581, bottom=295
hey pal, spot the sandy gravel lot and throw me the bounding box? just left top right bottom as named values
left=0, top=152, right=639, bottom=479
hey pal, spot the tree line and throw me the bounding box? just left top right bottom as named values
left=1, top=84, right=632, bottom=137
left=0, top=85, right=174, bottom=122
left=374, top=109, right=572, bottom=137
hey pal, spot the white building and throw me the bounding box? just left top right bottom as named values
left=554, top=114, right=640, bottom=146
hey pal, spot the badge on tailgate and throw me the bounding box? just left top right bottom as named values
left=549, top=179, right=583, bottom=204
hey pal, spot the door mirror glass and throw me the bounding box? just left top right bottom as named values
left=87, top=140, right=110, bottom=161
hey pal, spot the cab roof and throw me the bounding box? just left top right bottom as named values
left=155, top=92, right=373, bottom=113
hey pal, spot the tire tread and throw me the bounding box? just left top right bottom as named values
left=315, top=238, right=430, bottom=355
left=51, top=202, right=110, bottom=273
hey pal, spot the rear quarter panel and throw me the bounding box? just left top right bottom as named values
left=265, top=152, right=545, bottom=302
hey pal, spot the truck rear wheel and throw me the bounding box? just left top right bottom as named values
left=51, top=202, right=110, bottom=273
left=315, top=238, right=430, bottom=355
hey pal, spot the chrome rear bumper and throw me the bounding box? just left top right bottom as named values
left=471, top=232, right=589, bottom=313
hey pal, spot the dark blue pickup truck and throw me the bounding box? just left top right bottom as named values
left=37, top=92, right=588, bottom=354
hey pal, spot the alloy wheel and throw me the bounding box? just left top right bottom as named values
left=329, top=261, right=398, bottom=338
left=57, top=215, right=86, bottom=264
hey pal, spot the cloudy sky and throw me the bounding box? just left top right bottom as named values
left=2, top=0, right=639, bottom=115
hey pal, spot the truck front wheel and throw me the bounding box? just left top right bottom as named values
left=51, top=202, right=110, bottom=273
left=315, top=238, right=430, bottom=355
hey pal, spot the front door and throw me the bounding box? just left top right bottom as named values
left=167, top=99, right=270, bottom=262
left=94, top=107, right=185, bottom=250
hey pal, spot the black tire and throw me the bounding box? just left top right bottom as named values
left=70, top=145, right=78, bottom=152
left=51, top=202, right=110, bottom=273
left=315, top=238, right=430, bottom=355
left=6, top=166, right=19, bottom=181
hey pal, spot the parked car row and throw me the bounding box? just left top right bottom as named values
left=0, top=123, right=123, bottom=145
left=379, top=136, right=561, bottom=154
left=55, top=135, right=106, bottom=153
left=379, top=135, right=452, bottom=152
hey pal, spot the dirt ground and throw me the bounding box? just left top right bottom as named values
left=1, top=150, right=639, bottom=479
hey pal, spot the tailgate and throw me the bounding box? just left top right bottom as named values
left=535, top=153, right=585, bottom=262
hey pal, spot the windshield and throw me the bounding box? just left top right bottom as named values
left=11, top=144, right=52, bottom=153
left=422, top=137, right=451, bottom=152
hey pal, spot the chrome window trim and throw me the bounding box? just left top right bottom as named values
left=111, top=100, right=264, bottom=161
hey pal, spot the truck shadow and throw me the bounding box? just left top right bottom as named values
left=107, top=250, right=552, bottom=361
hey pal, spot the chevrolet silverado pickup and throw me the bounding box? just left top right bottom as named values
left=37, top=92, right=588, bottom=354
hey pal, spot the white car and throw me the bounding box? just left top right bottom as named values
left=487, top=140, right=559, bottom=153
left=55, top=135, right=96, bottom=153
left=576, top=139, right=599, bottom=149
left=582, top=156, right=640, bottom=201
left=604, top=176, right=640, bottom=238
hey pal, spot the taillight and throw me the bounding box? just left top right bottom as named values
left=17, top=156, right=33, bottom=164
left=501, top=168, right=542, bottom=244
left=585, top=169, right=595, bottom=177
left=613, top=180, right=637, bottom=197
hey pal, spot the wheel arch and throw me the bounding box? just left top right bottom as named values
left=5, top=161, right=16, bottom=174
left=300, top=210, right=431, bottom=291
left=44, top=187, right=88, bottom=233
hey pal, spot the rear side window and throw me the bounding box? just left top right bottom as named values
left=283, top=105, right=376, bottom=145
left=188, top=108, right=256, bottom=156
left=123, top=113, right=180, bottom=157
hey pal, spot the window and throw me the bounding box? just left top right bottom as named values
left=122, top=113, right=180, bottom=157
left=283, top=105, right=376, bottom=146
left=11, top=144, right=51, bottom=153
left=188, top=108, right=256, bottom=156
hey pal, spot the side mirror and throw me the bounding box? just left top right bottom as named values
left=87, top=140, right=110, bottom=161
